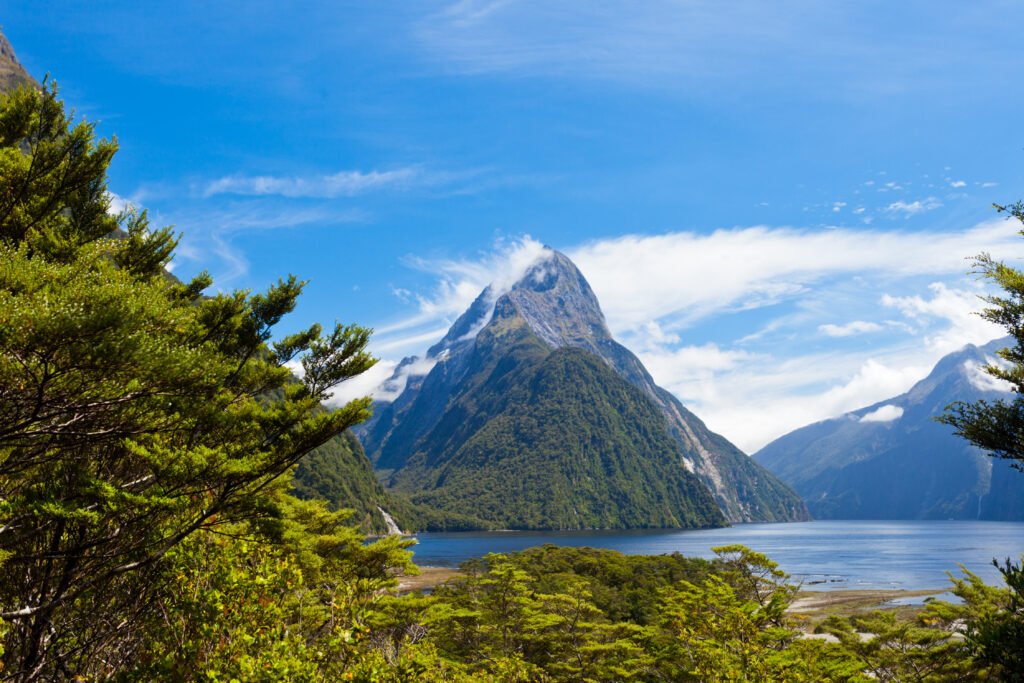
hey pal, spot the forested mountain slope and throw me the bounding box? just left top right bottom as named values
left=291, top=432, right=401, bottom=534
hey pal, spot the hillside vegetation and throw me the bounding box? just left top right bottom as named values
left=392, top=339, right=726, bottom=530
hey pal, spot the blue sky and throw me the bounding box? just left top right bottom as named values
left=7, top=1, right=1024, bottom=451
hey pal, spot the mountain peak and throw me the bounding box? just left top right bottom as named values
left=499, top=249, right=612, bottom=352
left=0, top=30, right=38, bottom=93
left=512, top=248, right=577, bottom=291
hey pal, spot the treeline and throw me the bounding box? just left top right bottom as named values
left=0, top=83, right=1021, bottom=681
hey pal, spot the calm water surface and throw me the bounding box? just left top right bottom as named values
left=409, top=520, right=1024, bottom=591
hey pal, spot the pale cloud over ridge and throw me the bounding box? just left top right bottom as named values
left=859, top=404, right=904, bottom=423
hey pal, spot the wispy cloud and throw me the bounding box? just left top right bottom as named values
left=964, top=358, right=1013, bottom=394
left=859, top=404, right=903, bottom=423
left=159, top=202, right=363, bottom=286
left=880, top=282, right=1003, bottom=357
left=819, top=320, right=882, bottom=337
left=566, top=221, right=1015, bottom=336
left=418, top=1, right=842, bottom=90
left=202, top=166, right=436, bottom=199
left=367, top=237, right=550, bottom=358
left=416, top=1, right=1020, bottom=102
left=884, top=197, right=942, bottom=216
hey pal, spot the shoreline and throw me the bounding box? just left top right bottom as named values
left=398, top=567, right=952, bottom=616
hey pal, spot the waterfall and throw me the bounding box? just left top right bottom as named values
left=377, top=506, right=402, bottom=536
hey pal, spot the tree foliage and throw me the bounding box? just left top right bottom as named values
left=940, top=201, right=1024, bottom=470
left=0, top=82, right=381, bottom=679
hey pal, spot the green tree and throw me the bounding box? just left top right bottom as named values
left=127, top=496, right=416, bottom=682
left=655, top=545, right=865, bottom=682
left=937, top=198, right=1024, bottom=678
left=939, top=200, right=1024, bottom=470
left=0, top=82, right=377, bottom=679
left=957, top=559, right=1024, bottom=680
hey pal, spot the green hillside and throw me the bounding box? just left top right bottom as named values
left=390, top=321, right=726, bottom=530
left=290, top=431, right=398, bottom=534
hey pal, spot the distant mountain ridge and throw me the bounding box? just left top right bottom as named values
left=361, top=248, right=808, bottom=528
left=754, top=338, right=1024, bottom=520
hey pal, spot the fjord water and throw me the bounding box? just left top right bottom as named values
left=409, top=520, right=1024, bottom=591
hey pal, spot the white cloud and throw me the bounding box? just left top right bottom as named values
left=964, top=358, right=1014, bottom=394
left=950, top=180, right=967, bottom=188
left=884, top=197, right=942, bottom=216
left=286, top=351, right=438, bottom=408
left=202, top=167, right=426, bottom=199
left=662, top=353, right=930, bottom=452
left=106, top=191, right=133, bottom=215
left=819, top=320, right=882, bottom=337
left=881, top=282, right=1004, bottom=356
left=859, top=404, right=904, bottom=422
left=567, top=220, right=1018, bottom=335
left=324, top=360, right=399, bottom=407
left=368, top=237, right=551, bottom=358
left=637, top=344, right=759, bottom=390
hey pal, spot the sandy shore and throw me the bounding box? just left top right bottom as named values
left=396, top=566, right=462, bottom=593
left=788, top=587, right=948, bottom=630
left=399, top=568, right=951, bottom=622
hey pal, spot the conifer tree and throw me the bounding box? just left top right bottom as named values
left=940, top=200, right=1024, bottom=471
left=0, top=82, right=377, bottom=679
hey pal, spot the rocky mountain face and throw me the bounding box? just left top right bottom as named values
left=754, top=338, right=1024, bottom=520
left=0, top=30, right=37, bottom=92
left=361, top=248, right=808, bottom=527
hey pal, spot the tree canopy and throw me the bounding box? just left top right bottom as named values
left=0, top=81, right=390, bottom=680
left=940, top=200, right=1024, bottom=471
